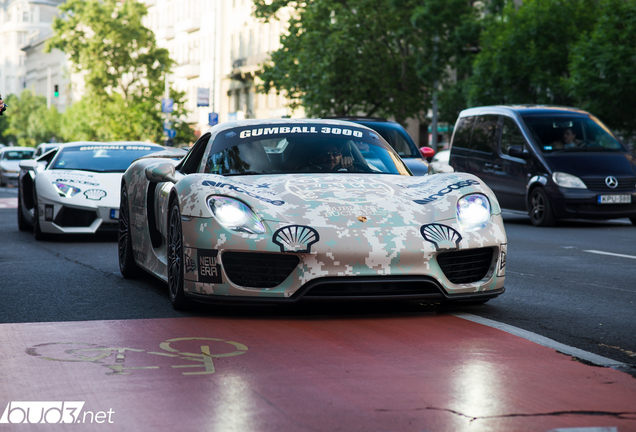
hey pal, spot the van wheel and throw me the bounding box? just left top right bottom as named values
left=528, top=188, right=556, bottom=227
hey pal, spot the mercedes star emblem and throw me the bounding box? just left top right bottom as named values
left=605, top=176, right=618, bottom=188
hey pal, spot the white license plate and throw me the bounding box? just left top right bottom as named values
left=110, top=209, right=120, bottom=219
left=597, top=195, right=632, bottom=204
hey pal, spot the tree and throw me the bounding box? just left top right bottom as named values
left=468, top=0, right=598, bottom=107
left=253, top=0, right=476, bottom=125
left=568, top=0, right=636, bottom=141
left=47, top=0, right=192, bottom=145
left=3, top=90, right=61, bottom=147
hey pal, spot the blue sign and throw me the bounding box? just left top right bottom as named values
left=161, top=98, right=174, bottom=113
left=208, top=112, right=219, bottom=126
left=166, top=129, right=176, bottom=138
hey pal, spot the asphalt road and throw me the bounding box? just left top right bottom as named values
left=1, top=184, right=635, bottom=372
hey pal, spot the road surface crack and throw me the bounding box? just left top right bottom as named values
left=426, top=407, right=636, bottom=422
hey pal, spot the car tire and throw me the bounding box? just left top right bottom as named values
left=167, top=199, right=190, bottom=310
left=0, top=175, right=5, bottom=187
left=32, top=185, right=47, bottom=240
left=118, top=183, right=142, bottom=278
left=528, top=187, right=556, bottom=227
left=17, top=189, right=30, bottom=232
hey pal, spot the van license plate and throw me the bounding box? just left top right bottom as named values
left=597, top=195, right=631, bottom=204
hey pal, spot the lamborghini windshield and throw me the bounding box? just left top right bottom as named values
left=203, top=124, right=412, bottom=176
left=50, top=144, right=163, bottom=172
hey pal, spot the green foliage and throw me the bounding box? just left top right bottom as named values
left=568, top=0, right=636, bottom=139
left=47, top=0, right=193, bottom=145
left=253, top=0, right=476, bottom=124
left=2, top=91, right=61, bottom=147
left=468, top=0, right=598, bottom=107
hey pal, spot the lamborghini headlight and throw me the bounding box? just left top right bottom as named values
left=457, top=194, right=491, bottom=232
left=52, top=182, right=81, bottom=198
left=207, top=196, right=265, bottom=234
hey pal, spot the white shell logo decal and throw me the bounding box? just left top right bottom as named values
left=421, top=223, right=462, bottom=251
left=273, top=225, right=319, bottom=253
left=285, top=176, right=394, bottom=204
left=84, top=189, right=107, bottom=201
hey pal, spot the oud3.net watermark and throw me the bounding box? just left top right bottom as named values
left=0, top=401, right=114, bottom=424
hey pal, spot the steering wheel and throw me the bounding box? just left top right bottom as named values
left=331, top=161, right=373, bottom=172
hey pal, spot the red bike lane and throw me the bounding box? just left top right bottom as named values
left=1, top=313, right=635, bottom=431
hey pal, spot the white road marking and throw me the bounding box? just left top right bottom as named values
left=0, top=198, right=17, bottom=209
left=453, top=312, right=627, bottom=368
left=583, top=250, right=636, bottom=260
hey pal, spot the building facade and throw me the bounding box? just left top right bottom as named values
left=0, top=0, right=65, bottom=100
left=142, top=0, right=304, bottom=134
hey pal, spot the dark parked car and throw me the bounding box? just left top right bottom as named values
left=326, top=117, right=433, bottom=175
left=448, top=105, right=636, bottom=226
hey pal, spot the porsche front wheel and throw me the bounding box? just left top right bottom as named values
left=167, top=200, right=189, bottom=309
left=118, top=183, right=142, bottom=278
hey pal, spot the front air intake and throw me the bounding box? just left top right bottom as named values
left=222, top=252, right=300, bottom=288
left=437, top=248, right=494, bottom=284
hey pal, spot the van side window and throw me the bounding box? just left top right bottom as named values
left=470, top=115, right=500, bottom=154
left=501, top=117, right=526, bottom=156
left=452, top=116, right=476, bottom=150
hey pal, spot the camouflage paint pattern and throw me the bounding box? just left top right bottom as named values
left=123, top=119, right=507, bottom=301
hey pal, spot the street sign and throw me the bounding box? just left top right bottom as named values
left=208, top=112, right=218, bottom=126
left=197, top=88, right=210, bottom=107
left=161, top=98, right=174, bottom=113
left=163, top=121, right=172, bottom=132
left=165, top=129, right=176, bottom=139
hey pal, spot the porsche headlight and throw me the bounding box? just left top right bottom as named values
left=552, top=172, right=587, bottom=189
left=52, top=182, right=81, bottom=198
left=457, top=194, right=491, bottom=232
left=207, top=196, right=265, bottom=234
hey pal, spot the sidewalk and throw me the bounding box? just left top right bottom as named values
left=1, top=314, right=635, bottom=431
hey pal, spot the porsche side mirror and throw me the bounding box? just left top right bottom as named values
left=145, top=162, right=177, bottom=184
left=19, top=160, right=38, bottom=171
left=419, top=146, right=436, bottom=161
left=428, top=162, right=455, bottom=175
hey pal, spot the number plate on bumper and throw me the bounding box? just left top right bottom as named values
left=597, top=195, right=632, bottom=204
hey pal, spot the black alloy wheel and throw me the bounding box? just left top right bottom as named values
left=528, top=187, right=556, bottom=227
left=167, top=199, right=189, bottom=309
left=32, top=184, right=46, bottom=240
left=118, top=183, right=142, bottom=278
left=17, top=187, right=29, bottom=232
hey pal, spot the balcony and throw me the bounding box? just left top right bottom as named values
left=155, top=26, right=175, bottom=40
left=175, top=63, right=200, bottom=79
left=175, top=17, right=200, bottom=33
left=228, top=53, right=270, bottom=82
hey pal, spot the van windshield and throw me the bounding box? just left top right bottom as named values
left=521, top=115, right=625, bottom=153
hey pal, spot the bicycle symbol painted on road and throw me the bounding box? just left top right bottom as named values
left=26, top=337, right=248, bottom=376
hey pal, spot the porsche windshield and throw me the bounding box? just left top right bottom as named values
left=50, top=145, right=162, bottom=172
left=204, top=124, right=412, bottom=176
left=521, top=115, right=625, bottom=153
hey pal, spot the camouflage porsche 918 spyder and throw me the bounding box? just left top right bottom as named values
left=119, top=119, right=507, bottom=309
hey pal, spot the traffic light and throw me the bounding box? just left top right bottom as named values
left=54, top=85, right=59, bottom=97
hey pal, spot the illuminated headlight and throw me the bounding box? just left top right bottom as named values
left=207, top=196, right=265, bottom=234
left=457, top=194, right=491, bottom=232
left=52, top=182, right=81, bottom=198
left=552, top=172, right=587, bottom=189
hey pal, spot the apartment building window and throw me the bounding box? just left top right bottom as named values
left=23, top=11, right=29, bottom=22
